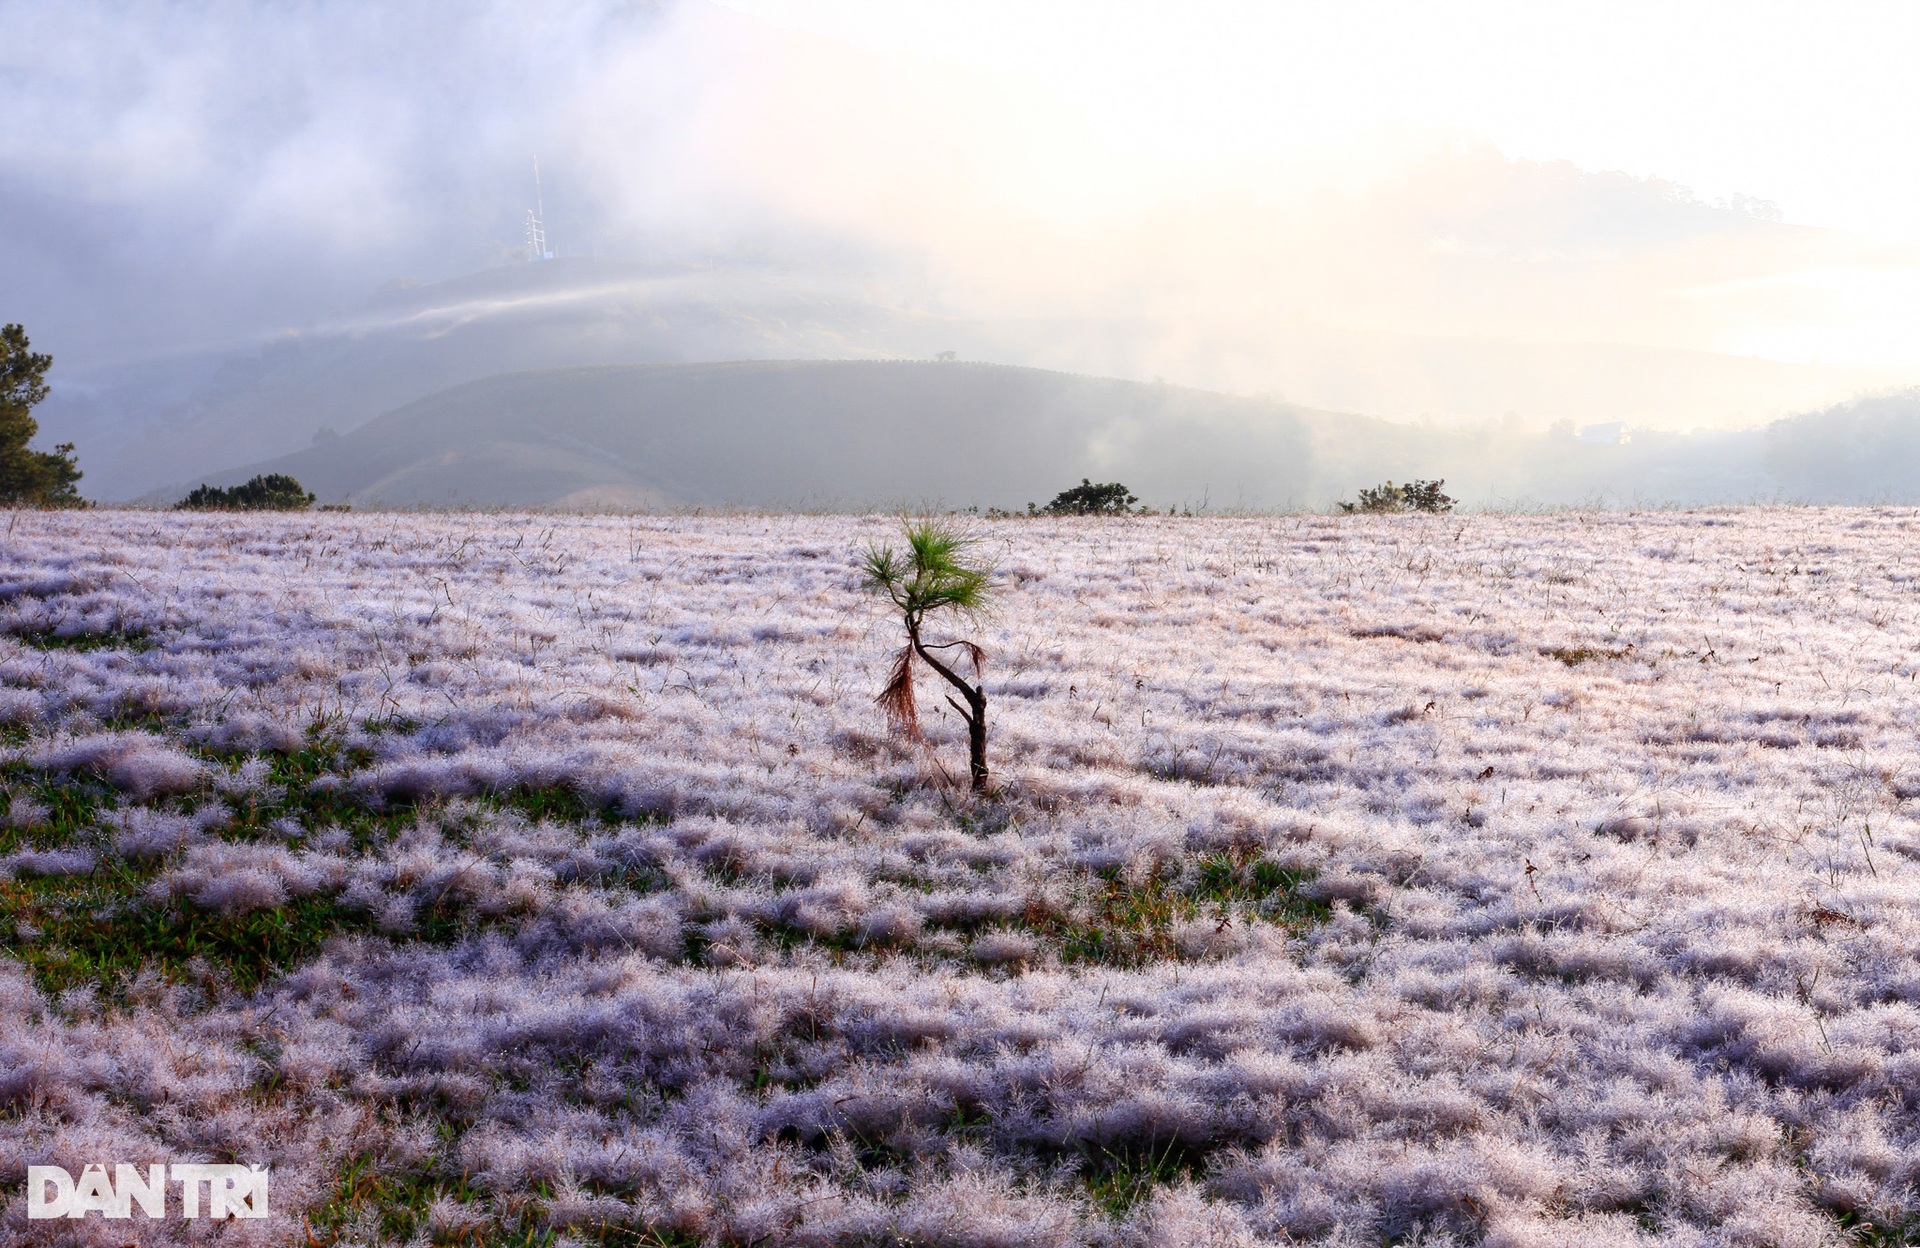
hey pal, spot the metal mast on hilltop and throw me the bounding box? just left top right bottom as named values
left=525, top=158, right=553, bottom=261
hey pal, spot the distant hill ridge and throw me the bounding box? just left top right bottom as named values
left=54, top=255, right=1906, bottom=504
left=173, top=359, right=1326, bottom=510
left=165, top=359, right=1920, bottom=510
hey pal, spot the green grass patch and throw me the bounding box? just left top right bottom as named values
left=5, top=626, right=154, bottom=653
left=10, top=876, right=370, bottom=996
left=1193, top=852, right=1328, bottom=919
left=0, top=745, right=419, bottom=998
left=4, top=711, right=1325, bottom=1002
left=0, top=726, right=656, bottom=999
left=1070, top=1136, right=1214, bottom=1218
left=0, top=774, right=108, bottom=852
left=1040, top=849, right=1327, bottom=969
left=1832, top=1209, right=1920, bottom=1247
left=495, top=781, right=610, bottom=825
left=307, top=1152, right=495, bottom=1247
left=736, top=848, right=1329, bottom=969
left=307, top=1150, right=700, bottom=1248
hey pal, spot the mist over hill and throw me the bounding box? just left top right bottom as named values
left=1762, top=389, right=1920, bottom=502
left=166, top=361, right=1321, bottom=511
left=13, top=1, right=1920, bottom=510
left=156, top=357, right=1918, bottom=512
left=41, top=260, right=976, bottom=502
left=43, top=257, right=1906, bottom=508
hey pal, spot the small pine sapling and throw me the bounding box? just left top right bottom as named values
left=861, top=519, right=997, bottom=791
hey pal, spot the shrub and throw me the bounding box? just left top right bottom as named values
left=176, top=473, right=317, bottom=511
left=1338, top=479, right=1454, bottom=514
left=1033, top=479, right=1140, bottom=516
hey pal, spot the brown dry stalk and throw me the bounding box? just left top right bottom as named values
left=876, top=645, right=922, bottom=740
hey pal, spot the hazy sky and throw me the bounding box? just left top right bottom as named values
left=721, top=2, right=1919, bottom=235
left=714, top=0, right=1920, bottom=370
left=5, top=0, right=1917, bottom=400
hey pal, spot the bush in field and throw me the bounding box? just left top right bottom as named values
left=861, top=519, right=997, bottom=791
left=1032, top=479, right=1140, bottom=515
left=176, top=473, right=317, bottom=511
left=0, top=323, right=84, bottom=507
left=1338, top=478, right=1454, bottom=514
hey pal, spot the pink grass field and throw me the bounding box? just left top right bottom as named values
left=5, top=507, right=1920, bottom=1246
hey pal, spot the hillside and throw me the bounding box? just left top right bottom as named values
left=40, top=257, right=1901, bottom=504
left=46, top=261, right=973, bottom=502
left=174, top=356, right=1823, bottom=511
left=172, top=360, right=1324, bottom=510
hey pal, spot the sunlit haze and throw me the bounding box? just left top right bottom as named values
left=720, top=0, right=1920, bottom=371
left=8, top=0, right=1920, bottom=503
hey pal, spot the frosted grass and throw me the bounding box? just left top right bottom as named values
left=4, top=507, right=1920, bottom=1244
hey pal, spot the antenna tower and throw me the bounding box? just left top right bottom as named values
left=525, top=157, right=552, bottom=261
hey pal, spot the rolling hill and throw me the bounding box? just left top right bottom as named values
left=45, top=257, right=1902, bottom=504
left=171, top=360, right=1326, bottom=510
left=176, top=355, right=1875, bottom=511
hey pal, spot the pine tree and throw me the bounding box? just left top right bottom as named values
left=862, top=520, right=997, bottom=791
left=0, top=324, right=83, bottom=507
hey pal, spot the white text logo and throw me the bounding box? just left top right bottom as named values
left=26, top=1164, right=269, bottom=1220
